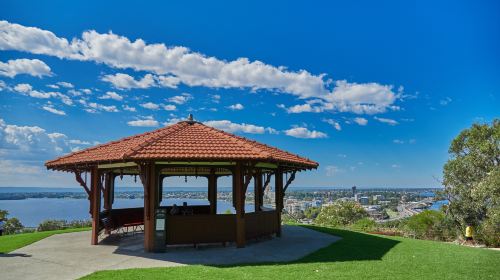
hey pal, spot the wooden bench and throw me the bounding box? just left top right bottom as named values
left=100, top=207, right=144, bottom=235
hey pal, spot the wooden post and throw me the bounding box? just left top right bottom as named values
left=208, top=169, right=217, bottom=215
left=275, top=168, right=283, bottom=237
left=234, top=163, right=246, bottom=248
left=103, top=172, right=113, bottom=211
left=254, top=169, right=262, bottom=212
left=90, top=166, right=100, bottom=245
left=140, top=162, right=159, bottom=252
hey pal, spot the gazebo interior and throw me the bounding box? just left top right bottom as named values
left=45, top=117, right=318, bottom=252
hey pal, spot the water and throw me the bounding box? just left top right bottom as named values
left=430, top=200, right=449, bottom=210
left=0, top=198, right=254, bottom=227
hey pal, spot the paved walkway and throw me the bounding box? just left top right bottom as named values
left=0, top=225, right=339, bottom=280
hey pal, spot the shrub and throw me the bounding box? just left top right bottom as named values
left=37, top=219, right=91, bottom=232
left=4, top=217, right=24, bottom=234
left=476, top=206, right=500, bottom=247
left=350, top=218, right=377, bottom=232
left=315, top=201, right=368, bottom=227
left=403, top=210, right=458, bottom=241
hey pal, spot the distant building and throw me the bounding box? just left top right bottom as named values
left=359, top=196, right=369, bottom=205
left=373, top=194, right=384, bottom=201
left=352, top=185, right=357, bottom=197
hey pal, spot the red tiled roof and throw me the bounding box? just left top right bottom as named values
left=45, top=121, right=318, bottom=170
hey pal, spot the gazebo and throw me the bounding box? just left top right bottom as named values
left=45, top=116, right=318, bottom=252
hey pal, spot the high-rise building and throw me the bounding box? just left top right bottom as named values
left=352, top=185, right=357, bottom=197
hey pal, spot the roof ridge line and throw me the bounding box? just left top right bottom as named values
left=120, top=122, right=188, bottom=159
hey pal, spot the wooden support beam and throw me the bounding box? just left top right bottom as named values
left=74, top=170, right=91, bottom=196
left=254, top=169, right=262, bottom=212
left=234, top=162, right=245, bottom=248
left=103, top=172, right=113, bottom=210
left=283, top=171, right=296, bottom=193
left=90, top=166, right=100, bottom=245
left=208, top=168, right=217, bottom=215
left=139, top=162, right=159, bottom=252
left=74, top=170, right=92, bottom=216
left=275, top=168, right=283, bottom=237
left=262, top=173, right=272, bottom=192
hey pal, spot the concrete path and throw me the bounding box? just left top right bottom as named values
left=0, top=225, right=339, bottom=280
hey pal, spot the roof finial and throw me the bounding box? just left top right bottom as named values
left=187, top=113, right=194, bottom=122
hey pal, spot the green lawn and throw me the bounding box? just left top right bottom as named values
left=0, top=227, right=90, bottom=253
left=82, top=225, right=500, bottom=280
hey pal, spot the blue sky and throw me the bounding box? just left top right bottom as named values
left=0, top=0, right=498, bottom=188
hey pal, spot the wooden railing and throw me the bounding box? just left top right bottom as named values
left=166, top=214, right=236, bottom=244
left=100, top=206, right=279, bottom=245
left=245, top=210, right=278, bottom=239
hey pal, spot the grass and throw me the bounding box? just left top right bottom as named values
left=0, top=227, right=90, bottom=253
left=82, top=225, right=500, bottom=280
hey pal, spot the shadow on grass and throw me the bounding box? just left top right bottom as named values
left=100, top=225, right=399, bottom=267
left=295, top=225, right=400, bottom=263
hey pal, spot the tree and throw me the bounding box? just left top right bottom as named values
left=4, top=217, right=24, bottom=234
left=0, top=209, right=8, bottom=220
left=443, top=119, right=500, bottom=234
left=315, top=200, right=368, bottom=227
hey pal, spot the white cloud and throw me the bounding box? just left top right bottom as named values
left=374, top=116, right=398, bottom=126
left=99, top=91, right=123, bottom=101
left=12, top=83, right=73, bottom=104
left=228, top=103, right=244, bottom=110
left=163, top=104, right=177, bottom=111
left=101, top=73, right=156, bottom=90
left=68, top=139, right=90, bottom=145
left=0, top=58, right=52, bottom=78
left=46, top=84, right=59, bottom=89
left=393, top=138, right=416, bottom=144
left=323, top=118, right=341, bottom=131
left=440, top=97, right=452, bottom=106
left=122, top=105, right=136, bottom=112
left=282, top=102, right=322, bottom=113
left=167, top=93, right=192, bottom=104
left=57, top=81, right=74, bottom=88
left=156, top=75, right=180, bottom=88
left=127, top=116, right=159, bottom=127
left=42, top=105, right=66, bottom=115
left=140, top=102, right=160, bottom=110
left=0, top=118, right=89, bottom=158
left=325, top=165, right=343, bottom=176
left=353, top=117, right=368, bottom=126
left=203, top=120, right=276, bottom=134
left=79, top=99, right=118, bottom=113
left=284, top=127, right=327, bottom=139
left=0, top=20, right=400, bottom=115
left=211, top=94, right=221, bottom=103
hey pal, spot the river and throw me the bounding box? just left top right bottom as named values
left=0, top=198, right=254, bottom=227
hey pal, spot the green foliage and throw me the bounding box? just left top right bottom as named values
left=37, top=219, right=91, bottom=232
left=223, top=209, right=232, bottom=214
left=443, top=119, right=500, bottom=230
left=350, top=217, right=377, bottom=232
left=403, top=210, right=457, bottom=241
left=476, top=206, right=500, bottom=247
left=315, top=201, right=368, bottom=227
left=0, top=209, right=8, bottom=220
left=4, top=218, right=24, bottom=234
left=303, top=206, right=320, bottom=219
